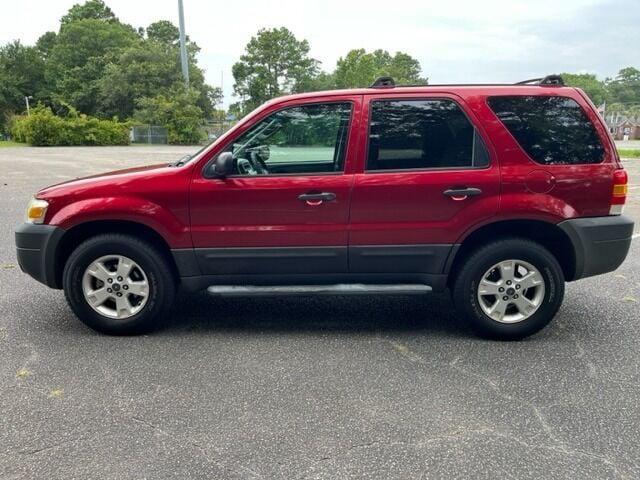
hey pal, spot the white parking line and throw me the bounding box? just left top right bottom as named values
left=633, top=233, right=640, bottom=240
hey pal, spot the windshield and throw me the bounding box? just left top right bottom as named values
left=170, top=140, right=215, bottom=166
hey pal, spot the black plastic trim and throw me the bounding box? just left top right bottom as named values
left=171, top=249, right=201, bottom=277
left=371, top=76, right=395, bottom=88
left=349, top=245, right=454, bottom=274
left=15, top=223, right=65, bottom=289
left=194, top=246, right=348, bottom=275
left=558, top=215, right=634, bottom=280
left=442, top=244, right=461, bottom=275
left=177, top=244, right=455, bottom=292
left=515, top=75, right=565, bottom=86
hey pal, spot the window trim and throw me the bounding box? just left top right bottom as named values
left=202, top=100, right=355, bottom=179
left=486, top=94, right=606, bottom=166
left=364, top=96, right=492, bottom=174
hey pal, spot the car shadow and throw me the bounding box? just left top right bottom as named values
left=159, top=291, right=470, bottom=337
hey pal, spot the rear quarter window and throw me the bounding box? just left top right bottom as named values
left=487, top=95, right=605, bottom=165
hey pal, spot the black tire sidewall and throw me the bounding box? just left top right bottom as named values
left=63, top=235, right=174, bottom=335
left=454, top=240, right=565, bottom=340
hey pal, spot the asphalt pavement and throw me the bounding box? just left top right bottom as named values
left=1, top=146, right=639, bottom=479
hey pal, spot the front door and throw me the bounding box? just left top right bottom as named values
left=190, top=98, right=360, bottom=276
left=349, top=94, right=500, bottom=274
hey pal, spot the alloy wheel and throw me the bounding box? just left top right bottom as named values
left=476, top=259, right=545, bottom=323
left=82, top=255, right=150, bottom=319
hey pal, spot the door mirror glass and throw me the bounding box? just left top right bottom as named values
left=212, top=152, right=234, bottom=178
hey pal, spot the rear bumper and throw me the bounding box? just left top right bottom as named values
left=15, top=223, right=65, bottom=289
left=558, top=215, right=634, bottom=280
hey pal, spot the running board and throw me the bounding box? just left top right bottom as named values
left=206, top=284, right=432, bottom=297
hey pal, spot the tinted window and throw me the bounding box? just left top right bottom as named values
left=224, top=102, right=352, bottom=176
left=367, top=99, right=488, bottom=170
left=488, top=96, right=605, bottom=165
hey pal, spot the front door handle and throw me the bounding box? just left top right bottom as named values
left=298, top=192, right=337, bottom=205
left=443, top=187, right=482, bottom=200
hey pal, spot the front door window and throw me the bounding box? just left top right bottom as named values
left=222, top=102, right=353, bottom=176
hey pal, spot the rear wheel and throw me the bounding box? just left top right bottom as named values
left=63, top=234, right=175, bottom=335
left=452, top=238, right=564, bottom=340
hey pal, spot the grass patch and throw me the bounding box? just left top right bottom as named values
left=618, top=149, right=640, bottom=158
left=0, top=140, right=26, bottom=148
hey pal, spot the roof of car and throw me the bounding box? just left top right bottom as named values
left=262, top=74, right=573, bottom=105
left=265, top=83, right=574, bottom=105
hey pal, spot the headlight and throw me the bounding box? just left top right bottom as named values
left=25, top=198, right=49, bottom=224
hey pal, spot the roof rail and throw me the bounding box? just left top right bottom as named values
left=366, top=75, right=565, bottom=89
left=371, top=76, right=395, bottom=88
left=515, top=75, right=565, bottom=87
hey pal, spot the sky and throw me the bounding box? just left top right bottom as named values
left=1, top=0, right=638, bottom=107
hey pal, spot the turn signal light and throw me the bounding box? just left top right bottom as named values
left=612, top=184, right=628, bottom=197
left=26, top=198, right=49, bottom=224
left=610, top=169, right=628, bottom=215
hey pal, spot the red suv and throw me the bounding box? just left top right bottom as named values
left=15, top=75, right=634, bottom=339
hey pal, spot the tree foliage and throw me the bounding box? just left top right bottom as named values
left=232, top=28, right=319, bottom=115
left=231, top=38, right=427, bottom=117
left=97, top=42, right=184, bottom=119
left=0, top=0, right=220, bottom=144
left=562, top=68, right=640, bottom=109
left=60, top=0, right=118, bottom=26
left=334, top=49, right=425, bottom=88
left=3, top=0, right=639, bottom=145
left=561, top=73, right=608, bottom=105
left=134, top=89, right=205, bottom=145
left=0, top=41, right=46, bottom=120
left=606, top=67, right=640, bottom=105
left=35, top=32, right=57, bottom=59
left=146, top=20, right=180, bottom=47
left=45, top=18, right=139, bottom=115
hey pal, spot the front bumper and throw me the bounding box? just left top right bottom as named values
left=15, top=223, right=65, bottom=289
left=558, top=215, right=634, bottom=280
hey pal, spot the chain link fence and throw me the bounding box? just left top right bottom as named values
left=130, top=125, right=168, bottom=144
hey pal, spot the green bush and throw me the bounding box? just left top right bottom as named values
left=10, top=106, right=130, bottom=146
left=134, top=89, right=205, bottom=145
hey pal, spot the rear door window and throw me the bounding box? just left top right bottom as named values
left=487, top=95, right=605, bottom=165
left=366, top=99, right=489, bottom=171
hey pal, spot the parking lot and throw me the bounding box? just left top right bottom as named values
left=1, top=146, right=638, bottom=479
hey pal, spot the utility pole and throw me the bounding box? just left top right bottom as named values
left=178, top=0, right=189, bottom=88
left=25, top=96, right=33, bottom=116
left=220, top=69, right=224, bottom=107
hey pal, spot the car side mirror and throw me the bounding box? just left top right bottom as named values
left=212, top=152, right=234, bottom=178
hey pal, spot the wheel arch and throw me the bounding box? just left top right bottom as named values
left=54, top=220, right=180, bottom=288
left=447, top=219, right=577, bottom=287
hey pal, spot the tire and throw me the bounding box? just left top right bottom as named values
left=452, top=238, right=564, bottom=340
left=62, top=234, right=176, bottom=335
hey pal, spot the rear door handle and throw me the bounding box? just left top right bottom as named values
left=443, top=187, right=482, bottom=200
left=298, top=192, right=337, bottom=205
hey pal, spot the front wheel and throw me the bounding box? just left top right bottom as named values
left=452, top=238, right=565, bottom=340
left=63, top=234, right=176, bottom=335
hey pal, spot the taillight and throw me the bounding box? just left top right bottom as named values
left=610, top=169, right=628, bottom=215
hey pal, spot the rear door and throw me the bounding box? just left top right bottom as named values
left=189, top=97, right=361, bottom=275
left=348, top=93, right=500, bottom=274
